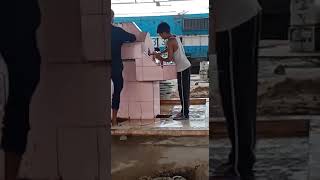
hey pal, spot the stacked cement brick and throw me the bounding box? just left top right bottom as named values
left=120, top=60, right=161, bottom=119
left=118, top=23, right=177, bottom=120
left=289, top=0, right=320, bottom=52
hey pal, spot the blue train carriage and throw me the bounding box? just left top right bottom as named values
left=114, top=13, right=209, bottom=73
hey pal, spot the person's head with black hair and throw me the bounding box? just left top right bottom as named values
left=157, top=22, right=172, bottom=39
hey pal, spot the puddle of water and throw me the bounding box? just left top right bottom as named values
left=155, top=120, right=184, bottom=128
left=172, top=104, right=208, bottom=118
left=111, top=160, right=139, bottom=174
left=189, top=119, right=207, bottom=128
left=169, top=102, right=209, bottom=129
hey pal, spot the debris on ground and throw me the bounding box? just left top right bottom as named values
left=119, top=135, right=128, bottom=141
left=138, top=176, right=187, bottom=180
left=190, top=86, right=209, bottom=98
left=259, top=78, right=320, bottom=98
left=138, top=167, right=197, bottom=180
left=273, top=64, right=286, bottom=75
left=171, top=85, right=209, bottom=99
left=210, top=77, right=320, bottom=116
left=257, top=78, right=320, bottom=115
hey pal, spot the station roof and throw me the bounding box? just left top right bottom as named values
left=111, top=0, right=209, bottom=17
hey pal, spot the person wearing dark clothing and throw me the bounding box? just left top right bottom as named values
left=111, top=10, right=136, bottom=126
left=0, top=1, right=42, bottom=180
left=213, top=0, right=262, bottom=179
left=151, top=22, right=191, bottom=120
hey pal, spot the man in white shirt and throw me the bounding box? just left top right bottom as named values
left=212, top=0, right=262, bottom=179
left=152, top=22, right=191, bottom=120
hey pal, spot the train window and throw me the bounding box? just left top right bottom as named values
left=183, top=18, right=209, bottom=31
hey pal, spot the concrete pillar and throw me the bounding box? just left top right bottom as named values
left=8, top=0, right=112, bottom=179
left=208, top=0, right=223, bottom=119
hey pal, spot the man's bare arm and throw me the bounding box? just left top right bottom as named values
left=155, top=39, right=175, bottom=62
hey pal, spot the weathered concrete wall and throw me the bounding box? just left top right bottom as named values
left=1, top=0, right=112, bottom=179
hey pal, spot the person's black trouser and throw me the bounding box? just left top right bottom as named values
left=177, top=67, right=191, bottom=117
left=0, top=31, right=41, bottom=155
left=111, top=65, right=123, bottom=110
left=216, top=13, right=261, bottom=176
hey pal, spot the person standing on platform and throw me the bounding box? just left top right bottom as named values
left=111, top=9, right=136, bottom=126
left=151, top=22, right=191, bottom=120
left=212, top=0, right=262, bottom=179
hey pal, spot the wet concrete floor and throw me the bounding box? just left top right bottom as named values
left=308, top=117, right=320, bottom=180
left=111, top=136, right=209, bottom=180
left=112, top=101, right=209, bottom=136
left=211, top=137, right=309, bottom=180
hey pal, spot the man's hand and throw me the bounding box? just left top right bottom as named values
left=149, top=52, right=161, bottom=56
left=148, top=51, right=161, bottom=56
left=155, top=53, right=162, bottom=60
left=153, top=53, right=164, bottom=67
